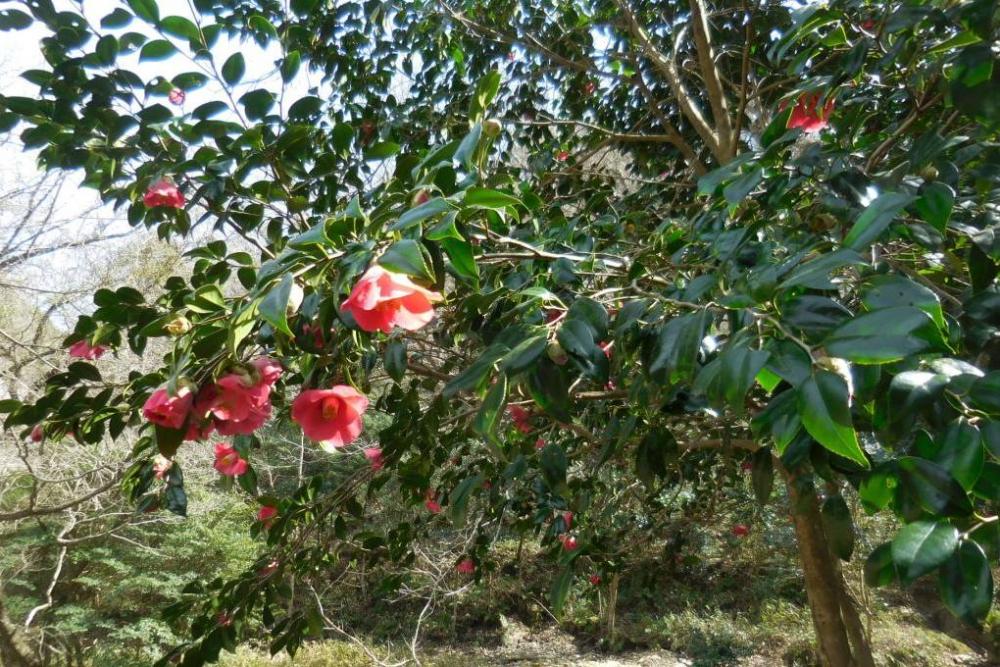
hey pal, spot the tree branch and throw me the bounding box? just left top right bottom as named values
left=687, top=0, right=734, bottom=158
left=615, top=0, right=723, bottom=161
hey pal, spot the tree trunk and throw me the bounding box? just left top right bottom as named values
left=0, top=598, right=33, bottom=667
left=783, top=469, right=874, bottom=667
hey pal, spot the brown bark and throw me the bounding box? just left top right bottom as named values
left=831, top=559, right=876, bottom=667
left=784, top=471, right=856, bottom=667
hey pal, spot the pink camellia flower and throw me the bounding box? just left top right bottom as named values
left=251, top=357, right=283, bottom=386
left=560, top=535, right=579, bottom=551
left=364, top=446, right=384, bottom=471
left=257, top=505, right=278, bottom=525
left=535, top=437, right=545, bottom=450
left=68, top=340, right=107, bottom=360
left=142, top=386, right=194, bottom=430
left=507, top=405, right=533, bottom=434
left=213, top=442, right=248, bottom=477
left=208, top=375, right=272, bottom=436
left=143, top=178, right=185, bottom=208
left=341, top=265, right=443, bottom=334
left=168, top=88, right=185, bottom=105
left=424, top=489, right=442, bottom=513
left=153, top=455, right=173, bottom=480
left=732, top=524, right=750, bottom=538
left=786, top=92, right=835, bottom=133
left=29, top=424, right=44, bottom=443
left=589, top=574, right=602, bottom=585
left=456, top=559, right=475, bottom=574
left=562, top=511, right=574, bottom=530
left=291, top=385, right=368, bottom=447
left=598, top=341, right=612, bottom=359
left=556, top=150, right=569, bottom=162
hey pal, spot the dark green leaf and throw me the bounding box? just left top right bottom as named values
left=221, top=53, right=245, bottom=85
left=821, top=495, right=855, bottom=561
left=897, top=457, right=973, bottom=517
left=939, top=541, right=993, bottom=625
left=892, top=520, right=958, bottom=583
left=384, top=339, right=407, bottom=383
left=843, top=192, right=916, bottom=250
left=139, top=39, right=177, bottom=61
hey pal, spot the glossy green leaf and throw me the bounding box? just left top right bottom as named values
left=258, top=273, right=294, bottom=337
left=379, top=240, right=432, bottom=281
left=892, top=520, right=958, bottom=583
left=823, top=306, right=935, bottom=364
left=843, top=192, right=915, bottom=250
left=797, top=371, right=868, bottom=467
left=896, top=457, right=973, bottom=517
left=474, top=374, right=507, bottom=438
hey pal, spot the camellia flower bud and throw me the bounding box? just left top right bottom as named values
left=165, top=316, right=191, bottom=336
left=483, top=118, right=502, bottom=137
left=546, top=340, right=568, bottom=365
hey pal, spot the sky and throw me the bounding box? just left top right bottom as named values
left=0, top=0, right=308, bottom=311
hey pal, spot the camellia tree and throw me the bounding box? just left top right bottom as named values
left=0, top=0, right=998, bottom=665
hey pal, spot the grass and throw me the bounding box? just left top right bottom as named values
left=215, top=538, right=987, bottom=667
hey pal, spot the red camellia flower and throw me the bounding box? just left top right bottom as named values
left=507, top=405, right=533, bottom=434
left=257, top=505, right=278, bottom=524
left=560, top=535, right=579, bottom=551
left=535, top=437, right=545, bottom=450
left=213, top=442, right=248, bottom=477
left=786, top=92, right=835, bottom=133
left=216, top=612, right=232, bottom=627
left=363, top=446, right=384, bottom=471
left=741, top=460, right=753, bottom=472
left=291, top=385, right=368, bottom=447
left=341, top=265, right=443, bottom=333
left=168, top=88, right=185, bottom=105
left=598, top=341, right=612, bottom=359
left=143, top=178, right=185, bottom=208
left=556, top=150, right=569, bottom=162
left=732, top=523, right=750, bottom=538
left=589, top=574, right=602, bottom=585
left=68, top=340, right=107, bottom=360
left=424, top=489, right=442, bottom=513
left=29, top=424, right=44, bottom=443
left=456, top=559, right=475, bottom=574
left=142, top=387, right=194, bottom=430
left=562, top=511, right=574, bottom=530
